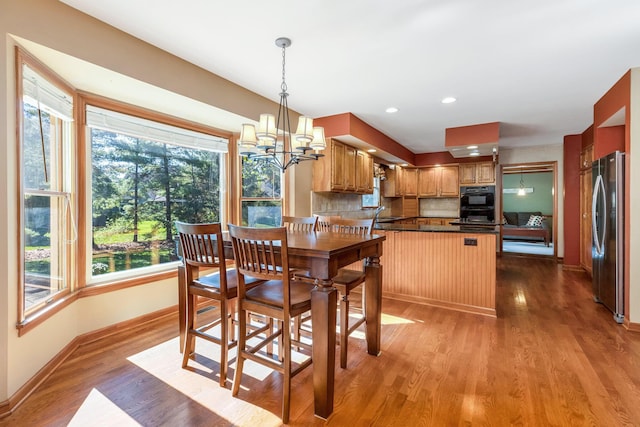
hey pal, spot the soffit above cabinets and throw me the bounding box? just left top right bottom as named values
left=445, top=122, right=500, bottom=159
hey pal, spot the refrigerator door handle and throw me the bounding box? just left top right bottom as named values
left=592, top=174, right=606, bottom=255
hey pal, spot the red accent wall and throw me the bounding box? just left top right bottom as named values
left=314, top=113, right=415, bottom=164
left=445, top=122, right=500, bottom=147
left=563, top=134, right=582, bottom=267
left=414, top=152, right=493, bottom=166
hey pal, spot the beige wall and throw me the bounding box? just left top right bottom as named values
left=0, top=0, right=289, bottom=401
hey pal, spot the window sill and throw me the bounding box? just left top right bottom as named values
left=17, top=269, right=178, bottom=336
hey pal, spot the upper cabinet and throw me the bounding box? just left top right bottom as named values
left=383, top=166, right=405, bottom=197
left=459, top=161, right=495, bottom=185
left=313, top=138, right=372, bottom=194
left=403, top=168, right=418, bottom=196
left=418, top=165, right=459, bottom=197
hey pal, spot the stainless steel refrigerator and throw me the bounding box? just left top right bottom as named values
left=592, top=151, right=625, bottom=323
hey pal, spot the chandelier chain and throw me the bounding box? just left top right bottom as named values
left=281, top=43, right=287, bottom=94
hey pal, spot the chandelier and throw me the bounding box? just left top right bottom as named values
left=238, top=37, right=326, bottom=172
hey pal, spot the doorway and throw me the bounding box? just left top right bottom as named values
left=500, top=162, right=557, bottom=258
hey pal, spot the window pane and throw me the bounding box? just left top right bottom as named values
left=22, top=104, right=52, bottom=190
left=90, top=127, right=224, bottom=278
left=23, top=195, right=69, bottom=311
left=241, top=200, right=282, bottom=227
left=241, top=158, right=281, bottom=198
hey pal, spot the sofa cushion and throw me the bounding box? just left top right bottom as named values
left=516, top=211, right=542, bottom=226
left=503, top=212, right=518, bottom=226
left=526, top=214, right=544, bottom=227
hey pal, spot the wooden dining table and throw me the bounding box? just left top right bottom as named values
left=177, top=229, right=385, bottom=419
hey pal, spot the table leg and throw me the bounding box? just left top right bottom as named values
left=178, top=264, right=185, bottom=352
left=311, top=280, right=337, bottom=419
left=364, top=256, right=382, bottom=356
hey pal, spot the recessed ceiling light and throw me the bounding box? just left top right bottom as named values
left=400, top=163, right=408, bottom=167
left=367, top=149, right=376, bottom=153
left=441, top=97, right=456, bottom=104
left=385, top=107, right=399, bottom=113
left=469, top=152, right=480, bottom=157
left=467, top=145, right=478, bottom=149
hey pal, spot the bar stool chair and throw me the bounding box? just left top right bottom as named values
left=228, top=224, right=314, bottom=424
left=329, top=217, right=374, bottom=368
left=314, top=214, right=340, bottom=232
left=282, top=215, right=318, bottom=232
left=176, top=221, right=264, bottom=387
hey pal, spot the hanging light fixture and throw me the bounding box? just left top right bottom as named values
left=238, top=37, right=326, bottom=172
left=518, top=168, right=526, bottom=196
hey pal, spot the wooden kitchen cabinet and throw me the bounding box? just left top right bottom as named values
left=383, top=166, right=405, bottom=197
left=356, top=150, right=373, bottom=193
left=313, top=139, right=371, bottom=193
left=403, top=168, right=418, bottom=196
left=418, top=165, right=459, bottom=197
left=459, top=162, right=495, bottom=185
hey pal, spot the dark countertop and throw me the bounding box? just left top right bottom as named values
left=375, top=215, right=460, bottom=223
left=374, top=222, right=499, bottom=234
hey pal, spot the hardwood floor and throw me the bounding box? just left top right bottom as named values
left=2, top=256, right=640, bottom=426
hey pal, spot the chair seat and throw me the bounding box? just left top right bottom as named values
left=193, top=269, right=263, bottom=298
left=333, top=269, right=365, bottom=292
left=245, top=279, right=314, bottom=314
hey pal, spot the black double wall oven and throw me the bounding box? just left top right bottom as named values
left=460, top=185, right=495, bottom=222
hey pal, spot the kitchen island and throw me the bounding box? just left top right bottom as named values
left=372, top=222, right=497, bottom=317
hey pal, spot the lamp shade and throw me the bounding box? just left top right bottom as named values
left=256, top=113, right=277, bottom=145
left=239, top=124, right=258, bottom=148
left=309, top=127, right=327, bottom=150
left=295, top=116, right=314, bottom=145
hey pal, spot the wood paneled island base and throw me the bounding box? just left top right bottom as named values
left=378, top=230, right=496, bottom=317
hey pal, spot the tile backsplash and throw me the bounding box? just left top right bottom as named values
left=311, top=192, right=378, bottom=219
left=312, top=192, right=459, bottom=219
left=420, top=197, right=459, bottom=217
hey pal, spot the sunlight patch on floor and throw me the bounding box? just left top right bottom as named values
left=381, top=312, right=415, bottom=325
left=127, top=337, right=282, bottom=426
left=68, top=388, right=141, bottom=427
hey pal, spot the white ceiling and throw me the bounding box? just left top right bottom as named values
left=59, top=0, right=640, bottom=156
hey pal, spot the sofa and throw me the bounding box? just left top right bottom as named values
left=502, top=211, right=550, bottom=246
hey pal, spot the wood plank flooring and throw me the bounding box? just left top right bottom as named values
left=2, top=256, right=640, bottom=426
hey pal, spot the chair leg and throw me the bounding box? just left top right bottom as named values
left=282, top=315, right=291, bottom=424
left=232, top=304, right=247, bottom=397
left=182, top=293, right=196, bottom=368
left=340, top=293, right=349, bottom=369
left=219, top=300, right=228, bottom=387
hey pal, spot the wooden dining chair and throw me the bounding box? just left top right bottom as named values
left=228, top=224, right=314, bottom=424
left=282, top=215, right=318, bottom=232
left=329, top=217, right=374, bottom=368
left=314, top=214, right=340, bottom=232
left=176, top=221, right=265, bottom=387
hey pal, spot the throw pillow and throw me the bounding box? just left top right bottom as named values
left=502, top=215, right=508, bottom=225
left=526, top=215, right=544, bottom=227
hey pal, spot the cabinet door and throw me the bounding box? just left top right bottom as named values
left=459, top=164, right=476, bottom=185
left=355, top=150, right=374, bottom=194
left=476, top=162, right=495, bottom=184
left=418, top=168, right=437, bottom=197
left=403, top=168, right=418, bottom=196
left=439, top=166, right=460, bottom=197
left=344, top=145, right=357, bottom=191
left=330, top=140, right=346, bottom=191
left=383, top=166, right=404, bottom=197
